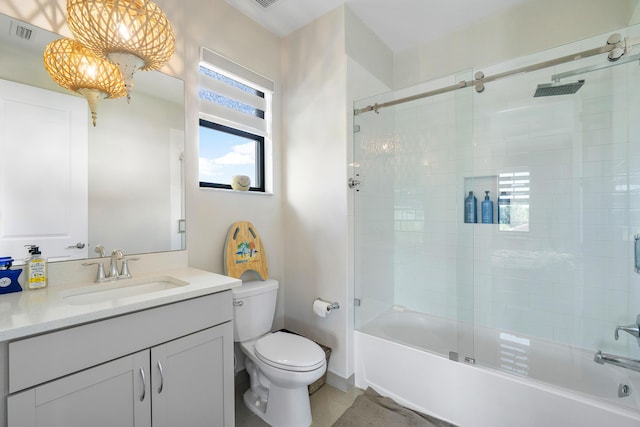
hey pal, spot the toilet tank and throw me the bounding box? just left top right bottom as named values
left=231, top=279, right=278, bottom=342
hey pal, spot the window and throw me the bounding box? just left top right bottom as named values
left=498, top=171, right=530, bottom=232
left=199, top=120, right=265, bottom=191
left=198, top=48, right=273, bottom=192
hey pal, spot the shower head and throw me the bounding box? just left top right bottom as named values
left=254, top=0, right=279, bottom=7
left=534, top=80, right=585, bottom=97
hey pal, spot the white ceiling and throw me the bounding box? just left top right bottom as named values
left=224, top=0, right=530, bottom=52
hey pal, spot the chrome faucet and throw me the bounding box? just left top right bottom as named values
left=82, top=244, right=109, bottom=282
left=82, top=260, right=107, bottom=282
left=594, top=350, right=640, bottom=373
left=83, top=248, right=140, bottom=282
left=119, top=255, right=140, bottom=279
left=109, top=249, right=124, bottom=279
left=615, top=314, right=640, bottom=342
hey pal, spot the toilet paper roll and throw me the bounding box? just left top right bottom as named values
left=313, top=299, right=331, bottom=318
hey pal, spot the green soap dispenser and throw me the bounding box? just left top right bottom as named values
left=25, top=245, right=47, bottom=290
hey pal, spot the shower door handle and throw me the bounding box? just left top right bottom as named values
left=635, top=235, right=640, bottom=274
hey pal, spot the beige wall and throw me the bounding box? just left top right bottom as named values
left=281, top=6, right=349, bottom=381
left=394, top=0, right=639, bottom=89
left=281, top=5, right=393, bottom=386
left=167, top=0, right=285, bottom=331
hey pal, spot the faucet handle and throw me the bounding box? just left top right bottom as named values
left=94, top=244, right=106, bottom=258
left=82, top=261, right=106, bottom=282
left=615, top=314, right=640, bottom=341
left=120, top=257, right=140, bottom=279
left=109, top=249, right=124, bottom=279
left=111, top=249, right=124, bottom=258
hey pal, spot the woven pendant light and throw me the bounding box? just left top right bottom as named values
left=43, top=37, right=127, bottom=126
left=66, top=0, right=175, bottom=101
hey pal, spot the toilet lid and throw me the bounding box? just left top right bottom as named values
left=255, top=332, right=325, bottom=372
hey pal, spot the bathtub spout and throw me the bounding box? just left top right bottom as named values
left=594, top=350, right=640, bottom=373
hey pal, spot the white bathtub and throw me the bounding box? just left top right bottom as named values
left=355, top=309, right=640, bottom=426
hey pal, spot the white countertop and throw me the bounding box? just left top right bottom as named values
left=0, top=267, right=241, bottom=342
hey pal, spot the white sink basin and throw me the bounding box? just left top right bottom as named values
left=62, top=277, right=188, bottom=305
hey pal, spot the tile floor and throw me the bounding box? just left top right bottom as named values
left=235, top=375, right=363, bottom=427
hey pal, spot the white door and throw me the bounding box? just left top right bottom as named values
left=0, top=79, right=88, bottom=262
left=7, top=351, right=151, bottom=427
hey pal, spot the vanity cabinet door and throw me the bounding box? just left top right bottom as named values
left=7, top=351, right=151, bottom=427
left=151, top=322, right=234, bottom=427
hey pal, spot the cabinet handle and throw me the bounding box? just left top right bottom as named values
left=157, top=361, right=164, bottom=394
left=139, top=368, right=146, bottom=402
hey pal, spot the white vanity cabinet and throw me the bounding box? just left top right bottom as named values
left=6, top=291, right=234, bottom=427
left=151, top=325, right=229, bottom=426
left=8, top=350, right=151, bottom=426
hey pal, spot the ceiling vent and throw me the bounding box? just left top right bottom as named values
left=15, top=25, right=33, bottom=40
left=11, top=22, right=33, bottom=40
left=254, top=0, right=279, bottom=8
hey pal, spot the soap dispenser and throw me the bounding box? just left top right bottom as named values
left=25, top=245, right=47, bottom=290
left=481, top=191, right=493, bottom=224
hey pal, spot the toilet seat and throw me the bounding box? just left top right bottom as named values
left=255, top=332, right=325, bottom=372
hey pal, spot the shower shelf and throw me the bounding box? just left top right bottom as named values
left=464, top=175, right=498, bottom=224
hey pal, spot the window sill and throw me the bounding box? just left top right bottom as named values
left=199, top=186, right=274, bottom=196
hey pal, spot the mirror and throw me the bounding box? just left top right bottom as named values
left=0, top=13, right=185, bottom=263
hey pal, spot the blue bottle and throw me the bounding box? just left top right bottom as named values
left=0, top=257, right=22, bottom=295
left=481, top=191, right=493, bottom=224
left=498, top=191, right=510, bottom=225
left=464, top=191, right=477, bottom=223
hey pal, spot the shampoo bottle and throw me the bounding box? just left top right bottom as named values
left=464, top=191, right=477, bottom=223
left=25, top=245, right=47, bottom=290
left=481, top=191, right=493, bottom=224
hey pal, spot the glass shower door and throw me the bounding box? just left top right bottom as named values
left=353, top=71, right=476, bottom=362
left=469, top=29, right=640, bottom=407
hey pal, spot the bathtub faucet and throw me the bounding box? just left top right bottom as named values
left=614, top=314, right=640, bottom=342
left=594, top=350, right=640, bottom=374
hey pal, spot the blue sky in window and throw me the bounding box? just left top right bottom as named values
left=199, top=126, right=256, bottom=186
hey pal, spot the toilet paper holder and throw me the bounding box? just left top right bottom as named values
left=315, top=298, right=340, bottom=311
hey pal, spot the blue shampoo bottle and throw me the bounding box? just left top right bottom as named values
left=464, top=191, right=477, bottom=223
left=481, top=191, right=493, bottom=224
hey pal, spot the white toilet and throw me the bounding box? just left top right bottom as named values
left=232, top=279, right=326, bottom=427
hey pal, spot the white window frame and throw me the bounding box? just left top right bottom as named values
left=198, top=48, right=273, bottom=193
